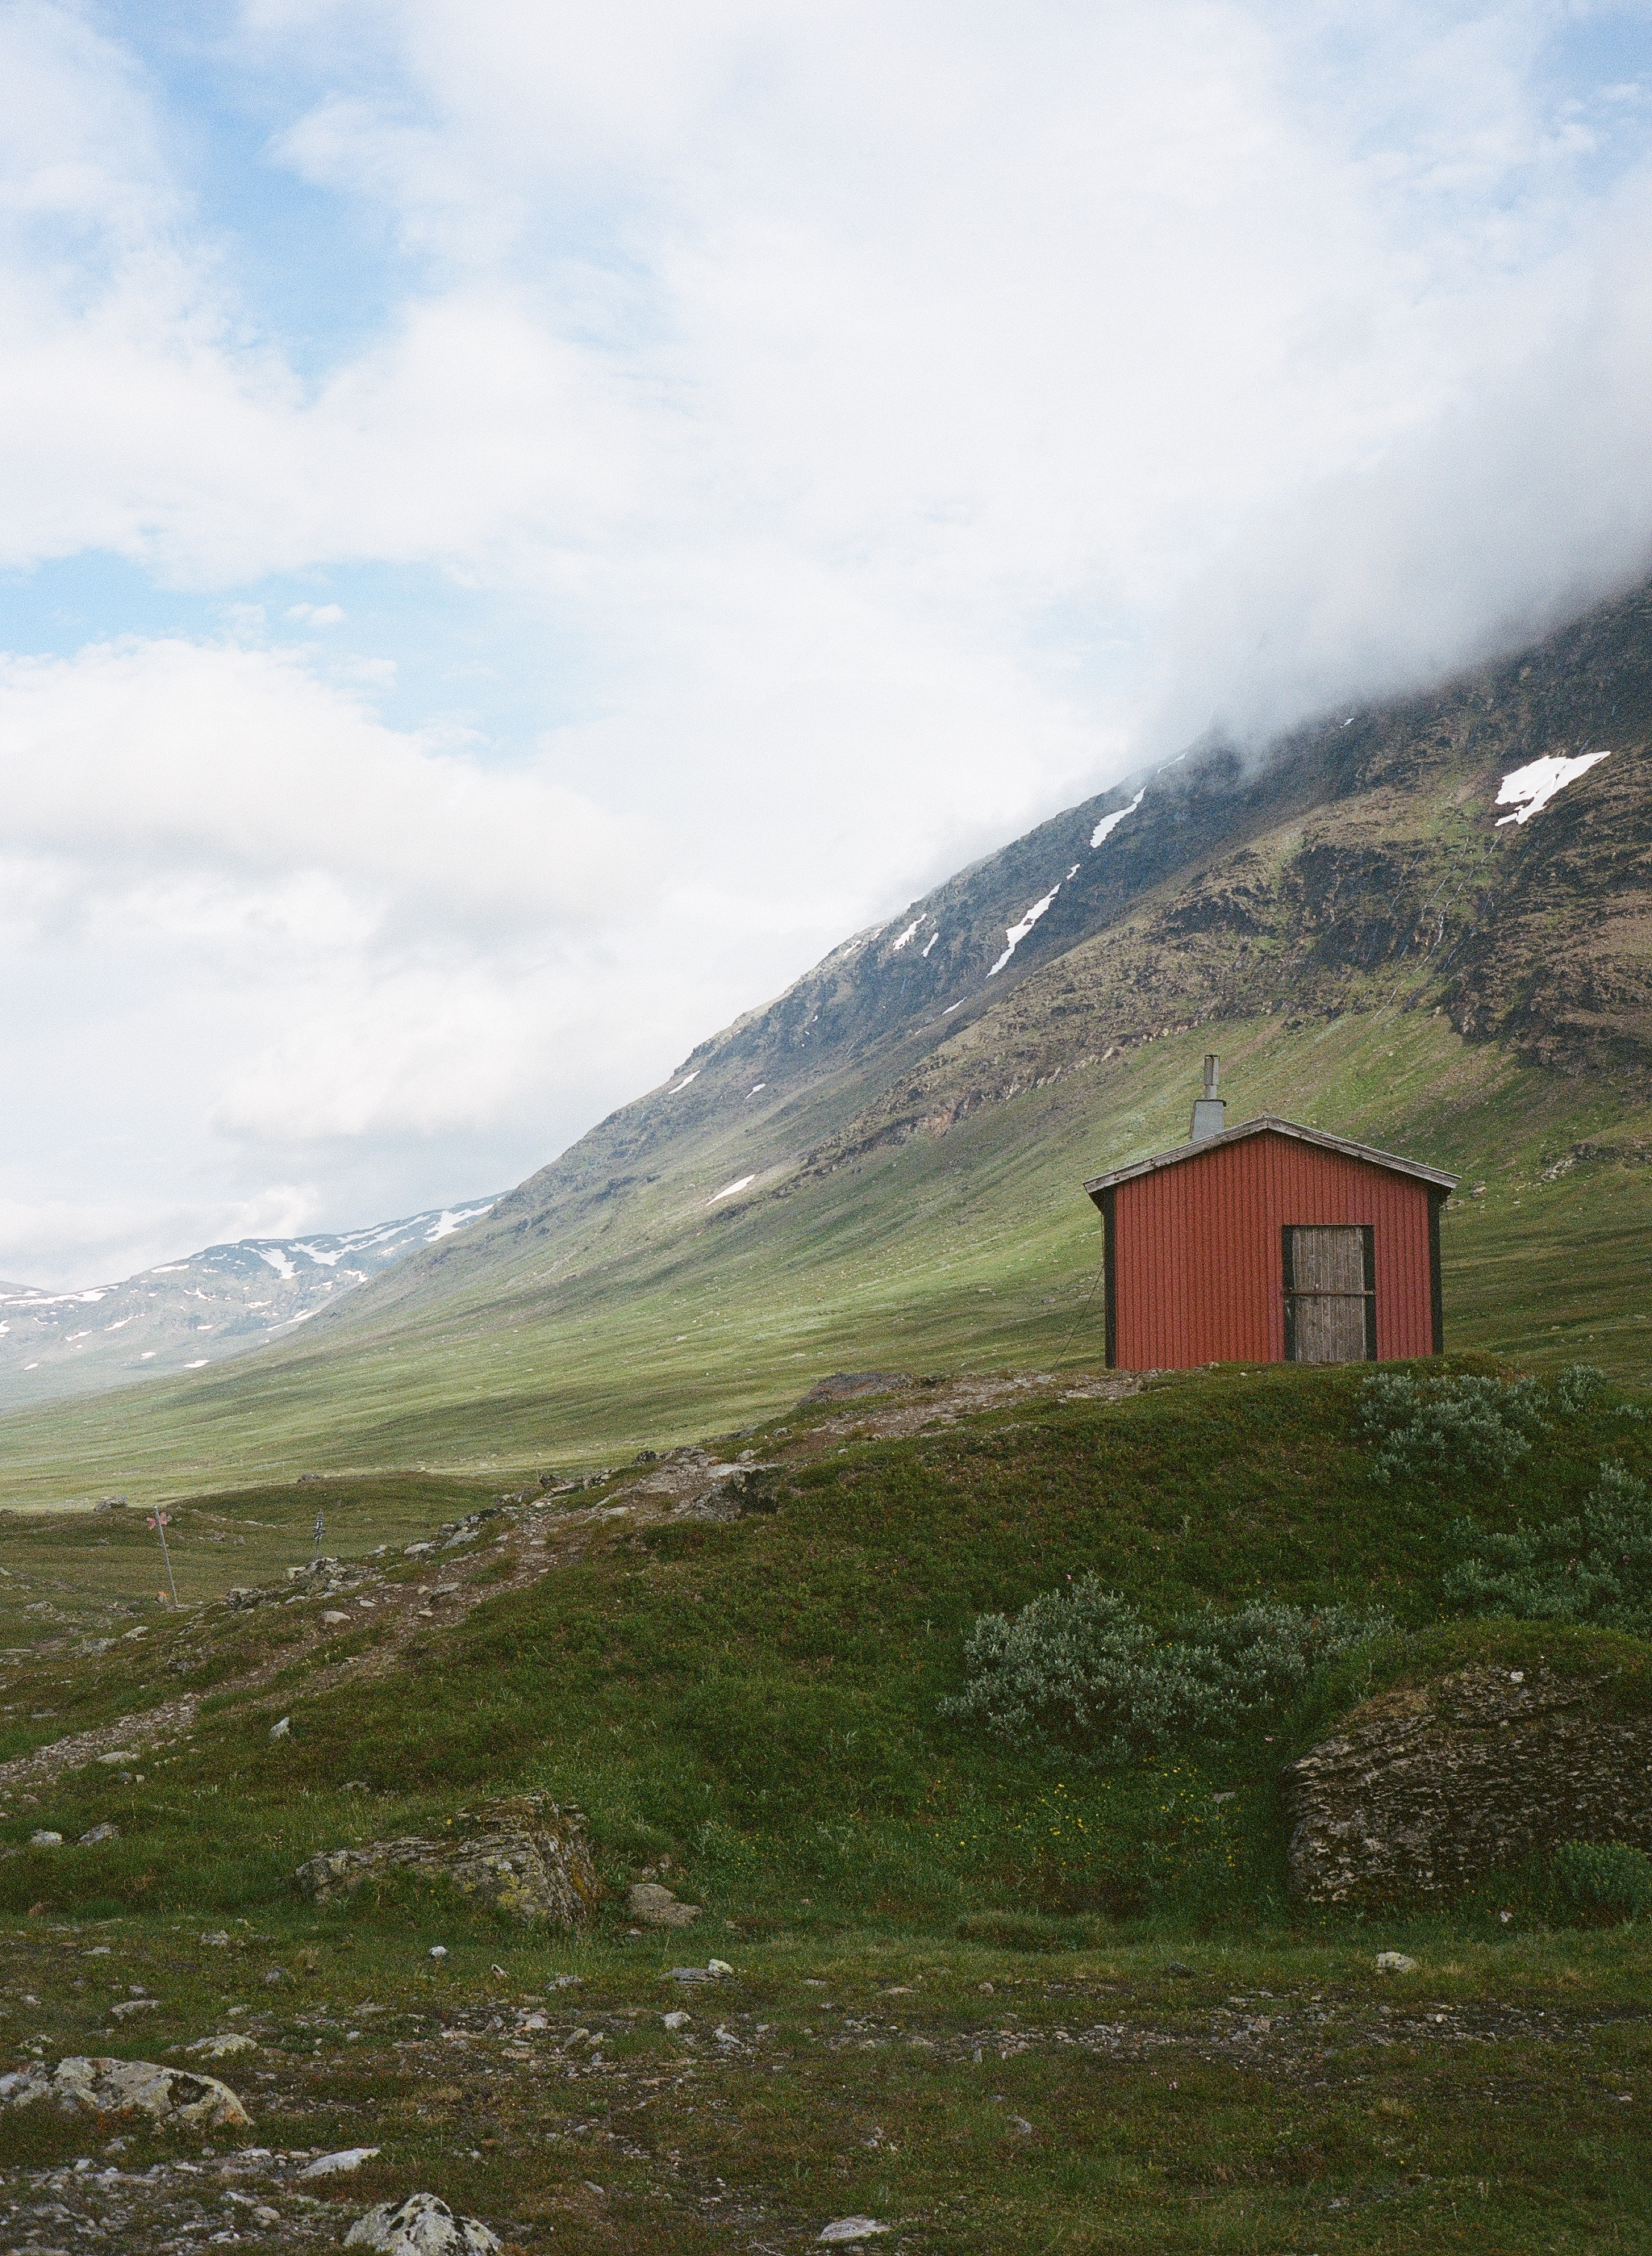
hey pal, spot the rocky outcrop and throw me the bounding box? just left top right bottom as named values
left=1284, top=1663, right=1652, bottom=1905
left=295, top=1792, right=599, bottom=1926
left=0, top=2056, right=250, bottom=2129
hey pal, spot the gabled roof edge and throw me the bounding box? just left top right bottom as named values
left=1083, top=1113, right=1459, bottom=1198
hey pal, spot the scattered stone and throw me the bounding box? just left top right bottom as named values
left=344, top=2191, right=500, bottom=2252
left=94, top=1752, right=132, bottom=1765
left=1166, top=1961, right=1195, bottom=1978
left=1283, top=1661, right=1652, bottom=1905
left=187, top=2032, right=257, bottom=2058
left=28, top=1829, right=63, bottom=1848
left=269, top=1717, right=292, bottom=1741
left=707, top=1957, right=734, bottom=1976
left=302, top=2145, right=380, bottom=2177
left=663, top=2011, right=691, bottom=2030
left=429, top=1945, right=448, bottom=1960
left=1375, top=1952, right=1418, bottom=1974
left=321, top=1611, right=351, bottom=1626
left=818, top=2220, right=892, bottom=2244
left=111, top=1997, right=161, bottom=2017
left=800, top=1373, right=912, bottom=1404
left=628, top=1881, right=700, bottom=1928
left=0, top=2056, right=250, bottom=2129
left=295, top=1793, right=599, bottom=1928
left=666, top=1966, right=715, bottom=1984
left=199, top=1930, right=231, bottom=1947
left=77, top=1824, right=119, bottom=1845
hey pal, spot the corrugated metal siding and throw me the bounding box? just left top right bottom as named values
left=1112, top=1130, right=1437, bottom=1369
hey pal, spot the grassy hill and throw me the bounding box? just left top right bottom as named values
left=2, top=583, right=1649, bottom=1506
left=0, top=1359, right=1647, bottom=2251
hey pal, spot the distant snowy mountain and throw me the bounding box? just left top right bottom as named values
left=0, top=1201, right=499, bottom=1410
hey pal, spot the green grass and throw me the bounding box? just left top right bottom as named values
left=1, top=1011, right=1648, bottom=1510
left=1, top=1361, right=1650, bottom=2250
left=6, top=1359, right=1647, bottom=1927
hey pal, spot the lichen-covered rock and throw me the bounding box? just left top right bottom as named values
left=1284, top=1663, right=1652, bottom=1905
left=344, top=2191, right=499, bottom=2252
left=0, top=2056, right=250, bottom=2129
left=295, top=1792, right=599, bottom=1926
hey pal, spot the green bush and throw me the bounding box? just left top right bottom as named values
left=1551, top=1839, right=1652, bottom=1925
left=1358, top=1371, right=1549, bottom=1488
left=938, top=1576, right=1387, bottom=1768
left=1553, top=1363, right=1609, bottom=1416
left=1444, top=1461, right=1652, bottom=1636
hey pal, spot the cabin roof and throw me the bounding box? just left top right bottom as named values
left=1082, top=1113, right=1459, bottom=1199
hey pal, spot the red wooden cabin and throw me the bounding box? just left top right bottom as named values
left=1083, top=1059, right=1457, bottom=1370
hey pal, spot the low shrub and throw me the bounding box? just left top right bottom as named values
left=1551, top=1839, right=1652, bottom=1925
left=1358, top=1371, right=1549, bottom=1488
left=1553, top=1363, right=1609, bottom=1417
left=1444, top=1461, right=1652, bottom=1637
left=939, top=1577, right=1388, bottom=1768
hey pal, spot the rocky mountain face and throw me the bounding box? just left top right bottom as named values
left=395, top=577, right=1650, bottom=1297
left=0, top=1202, right=497, bottom=1411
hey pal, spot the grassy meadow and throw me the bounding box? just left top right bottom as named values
left=1, top=1360, right=1649, bottom=2250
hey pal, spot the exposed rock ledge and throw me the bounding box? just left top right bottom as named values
left=1284, top=1663, right=1652, bottom=1906
left=295, top=1792, right=599, bottom=1926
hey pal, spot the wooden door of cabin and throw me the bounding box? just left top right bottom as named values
left=1283, top=1226, right=1376, bottom=1363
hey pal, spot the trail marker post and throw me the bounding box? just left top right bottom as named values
left=313, top=1507, right=325, bottom=1560
left=147, top=1511, right=179, bottom=1609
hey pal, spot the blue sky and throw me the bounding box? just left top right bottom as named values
left=2, top=0, right=1651, bottom=1285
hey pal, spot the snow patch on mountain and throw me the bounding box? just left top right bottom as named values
left=1495, top=750, right=1611, bottom=825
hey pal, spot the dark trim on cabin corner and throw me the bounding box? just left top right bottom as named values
left=1100, top=1188, right=1117, bottom=1368
left=1429, top=1188, right=1446, bottom=1355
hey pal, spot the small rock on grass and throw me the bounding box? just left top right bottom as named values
left=28, top=1831, right=63, bottom=1848
left=628, top=1881, right=700, bottom=1927
left=301, top=2145, right=379, bottom=2177
left=1375, top=1952, right=1418, bottom=1974
left=186, top=2032, right=257, bottom=2059
left=344, top=2191, right=499, bottom=2253
left=818, top=2221, right=892, bottom=2245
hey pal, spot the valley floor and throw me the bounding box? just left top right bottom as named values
left=2, top=1919, right=1647, bottom=2254
left=0, top=1361, right=1650, bottom=2249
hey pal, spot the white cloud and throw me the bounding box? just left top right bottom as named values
left=3, top=1, right=1652, bottom=1281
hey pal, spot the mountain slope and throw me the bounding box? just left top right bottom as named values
left=0, top=1201, right=497, bottom=1413
left=1, top=581, right=1648, bottom=1502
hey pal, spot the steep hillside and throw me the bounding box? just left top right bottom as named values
left=0, top=583, right=1648, bottom=1502
left=0, top=1199, right=497, bottom=1413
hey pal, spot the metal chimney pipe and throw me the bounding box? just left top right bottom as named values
left=1190, top=1053, right=1225, bottom=1142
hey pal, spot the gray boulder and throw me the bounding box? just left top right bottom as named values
left=344, top=2191, right=500, bottom=2252
left=295, top=1792, right=599, bottom=1926
left=0, top=2056, right=250, bottom=2129
left=1284, top=1661, right=1652, bottom=1905
left=628, top=1881, right=701, bottom=1927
